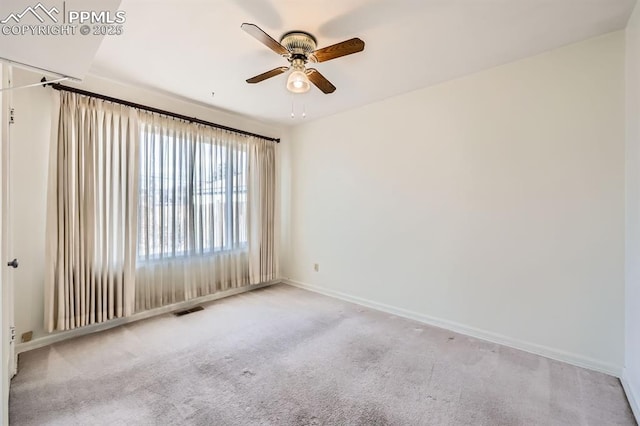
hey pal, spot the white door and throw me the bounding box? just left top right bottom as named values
left=0, top=63, right=16, bottom=426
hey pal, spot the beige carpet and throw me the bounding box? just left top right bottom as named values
left=9, top=284, right=636, bottom=425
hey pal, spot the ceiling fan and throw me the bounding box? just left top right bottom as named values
left=241, top=23, right=365, bottom=94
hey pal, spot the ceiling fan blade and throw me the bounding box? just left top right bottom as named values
left=310, top=38, right=365, bottom=63
left=246, top=67, right=289, bottom=84
left=241, top=23, right=289, bottom=56
left=306, top=68, right=336, bottom=94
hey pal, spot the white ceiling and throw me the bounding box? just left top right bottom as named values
left=90, top=0, right=636, bottom=126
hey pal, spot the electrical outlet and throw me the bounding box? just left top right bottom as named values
left=21, top=331, right=33, bottom=343
left=314, top=263, right=319, bottom=272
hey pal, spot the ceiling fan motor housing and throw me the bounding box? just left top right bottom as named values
left=280, top=31, right=317, bottom=58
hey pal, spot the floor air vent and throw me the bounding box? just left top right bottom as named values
left=173, top=306, right=204, bottom=317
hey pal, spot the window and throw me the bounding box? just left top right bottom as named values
left=47, top=91, right=276, bottom=328
left=137, top=130, right=248, bottom=260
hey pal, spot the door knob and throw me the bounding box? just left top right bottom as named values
left=7, top=259, right=18, bottom=269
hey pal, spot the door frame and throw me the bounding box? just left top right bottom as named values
left=0, top=62, right=15, bottom=426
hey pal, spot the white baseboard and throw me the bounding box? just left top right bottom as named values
left=16, top=280, right=280, bottom=354
left=284, top=279, right=622, bottom=377
left=621, top=371, right=640, bottom=423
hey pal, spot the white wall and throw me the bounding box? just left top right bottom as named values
left=286, top=31, right=626, bottom=374
left=624, top=3, right=640, bottom=419
left=9, top=69, right=287, bottom=342
left=10, top=69, right=51, bottom=347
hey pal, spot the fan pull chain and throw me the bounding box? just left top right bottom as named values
left=290, top=99, right=308, bottom=119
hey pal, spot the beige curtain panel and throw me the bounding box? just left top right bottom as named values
left=44, top=91, right=139, bottom=332
left=45, top=91, right=277, bottom=332
left=135, top=113, right=251, bottom=311
left=248, top=138, right=276, bottom=284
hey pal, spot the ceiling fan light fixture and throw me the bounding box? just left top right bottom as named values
left=286, top=69, right=311, bottom=94
left=242, top=23, right=366, bottom=95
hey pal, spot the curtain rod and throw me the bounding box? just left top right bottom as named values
left=44, top=81, right=280, bottom=143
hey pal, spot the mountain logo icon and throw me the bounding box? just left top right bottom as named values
left=1, top=3, right=59, bottom=24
